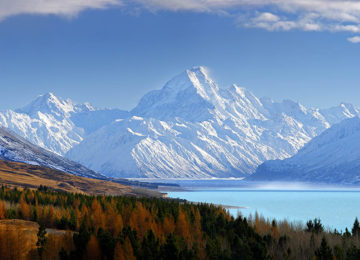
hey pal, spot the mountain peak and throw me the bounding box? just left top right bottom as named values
left=16, top=92, right=74, bottom=117
left=162, top=66, right=215, bottom=93
left=43, top=92, right=56, bottom=99
left=16, top=92, right=97, bottom=119
left=33, top=92, right=60, bottom=104
left=186, top=66, right=209, bottom=78
left=131, top=66, right=220, bottom=121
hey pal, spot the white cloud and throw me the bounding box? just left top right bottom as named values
left=2, top=0, right=360, bottom=42
left=129, top=0, right=360, bottom=22
left=333, top=24, right=360, bottom=33
left=253, top=12, right=280, bottom=23
left=244, top=12, right=322, bottom=32
left=0, top=0, right=122, bottom=21
left=128, top=0, right=360, bottom=38
left=348, top=36, right=360, bottom=43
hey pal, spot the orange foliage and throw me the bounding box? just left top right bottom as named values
left=114, top=240, right=126, bottom=260
left=176, top=208, right=190, bottom=240
left=85, top=235, right=102, bottom=260
left=91, top=199, right=105, bottom=231
left=106, top=206, right=123, bottom=237
left=162, top=214, right=175, bottom=235
left=193, top=208, right=203, bottom=242
left=19, top=196, right=31, bottom=220
left=122, top=237, right=136, bottom=260
left=0, top=201, right=5, bottom=219
left=46, top=205, right=55, bottom=226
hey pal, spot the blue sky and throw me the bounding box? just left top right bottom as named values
left=1, top=0, right=360, bottom=110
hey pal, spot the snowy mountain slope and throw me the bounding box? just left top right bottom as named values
left=66, top=67, right=360, bottom=178
left=0, top=93, right=128, bottom=155
left=250, top=117, right=360, bottom=184
left=0, top=126, right=103, bottom=179
left=320, top=103, right=360, bottom=125
left=70, top=109, right=130, bottom=135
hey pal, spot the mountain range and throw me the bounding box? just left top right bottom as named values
left=0, top=92, right=128, bottom=155
left=1, top=66, right=359, bottom=179
left=0, top=126, right=102, bottom=179
left=250, top=117, right=360, bottom=185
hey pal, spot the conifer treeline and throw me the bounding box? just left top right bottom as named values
left=1, top=185, right=360, bottom=259
left=247, top=213, right=360, bottom=260
left=0, top=186, right=267, bottom=259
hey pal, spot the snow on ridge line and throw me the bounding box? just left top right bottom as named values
left=0, top=92, right=129, bottom=155
left=65, top=67, right=360, bottom=179
left=250, top=117, right=360, bottom=184
left=0, top=126, right=103, bottom=179
left=0, top=67, right=359, bottom=179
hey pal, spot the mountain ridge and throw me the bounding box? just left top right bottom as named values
left=249, top=117, right=360, bottom=184
left=0, top=125, right=103, bottom=179
left=1, top=67, right=359, bottom=179
left=66, top=67, right=360, bottom=178
left=0, top=92, right=128, bottom=155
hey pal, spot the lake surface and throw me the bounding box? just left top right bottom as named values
left=167, top=189, right=360, bottom=232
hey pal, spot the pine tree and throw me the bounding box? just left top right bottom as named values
left=73, top=222, right=90, bottom=258
left=97, top=227, right=116, bottom=260
left=271, top=219, right=279, bottom=240
left=36, top=223, right=47, bottom=259
left=315, top=237, right=333, bottom=260
left=352, top=218, right=360, bottom=237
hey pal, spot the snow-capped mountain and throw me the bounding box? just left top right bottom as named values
left=0, top=93, right=128, bottom=155
left=66, top=66, right=360, bottom=178
left=0, top=126, right=102, bottom=179
left=250, top=117, right=360, bottom=184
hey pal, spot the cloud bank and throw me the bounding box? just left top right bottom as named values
left=0, top=0, right=121, bottom=21
left=2, top=0, right=360, bottom=41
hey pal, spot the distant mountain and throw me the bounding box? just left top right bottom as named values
left=250, top=117, right=360, bottom=184
left=65, top=66, right=360, bottom=178
left=0, top=92, right=128, bottom=155
left=0, top=126, right=103, bottom=179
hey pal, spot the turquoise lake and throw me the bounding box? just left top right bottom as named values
left=167, top=189, right=360, bottom=232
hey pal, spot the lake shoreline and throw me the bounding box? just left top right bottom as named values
left=166, top=188, right=360, bottom=232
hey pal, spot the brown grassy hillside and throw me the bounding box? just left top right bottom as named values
left=0, top=159, right=161, bottom=197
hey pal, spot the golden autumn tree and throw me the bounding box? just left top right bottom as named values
left=271, top=220, right=279, bottom=240
left=122, top=237, right=136, bottom=260
left=162, top=214, right=175, bottom=235
left=192, top=208, right=203, bottom=243
left=91, top=199, right=105, bottom=231
left=176, top=208, right=190, bottom=240
left=18, top=195, right=31, bottom=220
left=114, top=240, right=126, bottom=260
left=46, top=205, right=55, bottom=227
left=0, top=200, right=6, bottom=219
left=106, top=206, right=123, bottom=237
left=84, top=234, right=102, bottom=260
